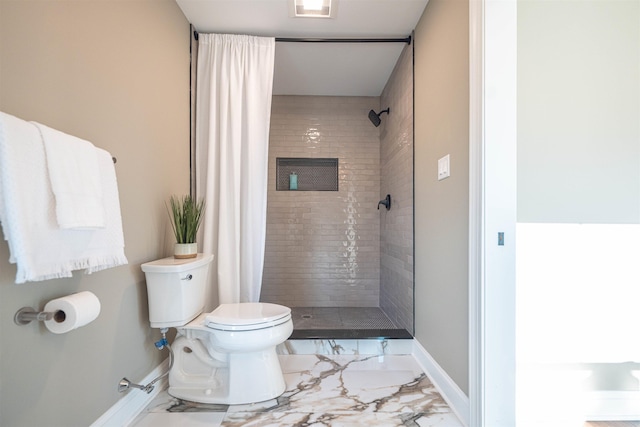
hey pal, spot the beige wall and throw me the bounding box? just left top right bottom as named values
left=262, top=96, right=381, bottom=307
left=414, top=0, right=470, bottom=394
left=0, top=1, right=190, bottom=426
left=379, top=43, right=414, bottom=333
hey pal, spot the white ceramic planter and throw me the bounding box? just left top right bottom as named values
left=174, top=243, right=197, bottom=259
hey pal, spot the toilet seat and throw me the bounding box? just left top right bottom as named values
left=205, top=302, right=291, bottom=331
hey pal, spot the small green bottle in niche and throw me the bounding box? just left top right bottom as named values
left=289, top=172, right=298, bottom=190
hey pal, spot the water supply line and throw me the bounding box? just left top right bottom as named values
left=118, top=328, right=174, bottom=394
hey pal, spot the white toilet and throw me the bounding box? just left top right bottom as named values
left=141, top=254, right=293, bottom=404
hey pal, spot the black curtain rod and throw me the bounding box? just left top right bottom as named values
left=275, top=36, right=411, bottom=44
left=193, top=31, right=411, bottom=45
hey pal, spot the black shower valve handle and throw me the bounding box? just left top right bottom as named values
left=378, top=194, right=391, bottom=211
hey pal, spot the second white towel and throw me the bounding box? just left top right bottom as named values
left=33, top=122, right=105, bottom=229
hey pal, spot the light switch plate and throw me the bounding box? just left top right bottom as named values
left=438, top=154, right=450, bottom=181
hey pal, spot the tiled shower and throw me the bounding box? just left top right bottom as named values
left=261, top=45, right=414, bottom=334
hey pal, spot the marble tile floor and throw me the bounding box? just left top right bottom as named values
left=130, top=354, right=463, bottom=427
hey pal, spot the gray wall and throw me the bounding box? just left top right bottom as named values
left=414, top=0, right=470, bottom=395
left=379, top=44, right=415, bottom=334
left=0, top=1, right=190, bottom=426
left=262, top=96, right=381, bottom=307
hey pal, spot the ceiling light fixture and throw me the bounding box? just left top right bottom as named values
left=302, top=0, right=324, bottom=10
left=292, top=0, right=336, bottom=18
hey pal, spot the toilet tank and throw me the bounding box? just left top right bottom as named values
left=141, top=254, right=214, bottom=329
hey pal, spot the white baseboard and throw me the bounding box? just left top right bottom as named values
left=412, top=340, right=470, bottom=427
left=583, top=391, right=640, bottom=421
left=91, top=359, right=169, bottom=427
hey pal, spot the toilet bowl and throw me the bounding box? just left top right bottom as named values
left=170, top=303, right=293, bottom=404
left=141, top=255, right=293, bottom=405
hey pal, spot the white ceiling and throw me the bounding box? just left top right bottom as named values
left=175, top=0, right=429, bottom=96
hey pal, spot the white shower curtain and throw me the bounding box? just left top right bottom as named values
left=195, top=34, right=275, bottom=307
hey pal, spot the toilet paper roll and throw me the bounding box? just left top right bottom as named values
left=44, top=291, right=101, bottom=334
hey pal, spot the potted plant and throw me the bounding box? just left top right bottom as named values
left=167, top=195, right=205, bottom=259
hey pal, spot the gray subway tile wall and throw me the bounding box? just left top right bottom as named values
left=380, top=44, right=415, bottom=334
left=262, top=96, right=382, bottom=307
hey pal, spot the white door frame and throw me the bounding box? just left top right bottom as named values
left=469, top=0, right=518, bottom=425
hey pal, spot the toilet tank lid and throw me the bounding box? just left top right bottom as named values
left=141, top=253, right=214, bottom=273
left=205, top=303, right=291, bottom=327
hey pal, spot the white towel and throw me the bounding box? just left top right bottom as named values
left=32, top=122, right=105, bottom=229
left=0, top=111, right=128, bottom=283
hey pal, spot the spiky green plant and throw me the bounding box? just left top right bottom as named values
left=167, top=195, right=205, bottom=244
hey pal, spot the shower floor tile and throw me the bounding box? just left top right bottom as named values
left=130, top=354, right=463, bottom=427
left=290, top=307, right=398, bottom=329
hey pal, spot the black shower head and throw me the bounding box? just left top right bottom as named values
left=368, top=108, right=390, bottom=127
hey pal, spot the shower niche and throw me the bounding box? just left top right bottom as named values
left=276, top=158, right=338, bottom=191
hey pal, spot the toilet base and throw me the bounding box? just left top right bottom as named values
left=168, top=335, right=287, bottom=404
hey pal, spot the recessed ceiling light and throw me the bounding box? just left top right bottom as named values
left=292, top=0, right=336, bottom=18
left=302, top=0, right=324, bottom=10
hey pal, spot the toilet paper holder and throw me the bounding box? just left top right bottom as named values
left=14, top=306, right=58, bottom=325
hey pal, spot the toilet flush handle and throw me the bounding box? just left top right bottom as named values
left=182, top=274, right=193, bottom=281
